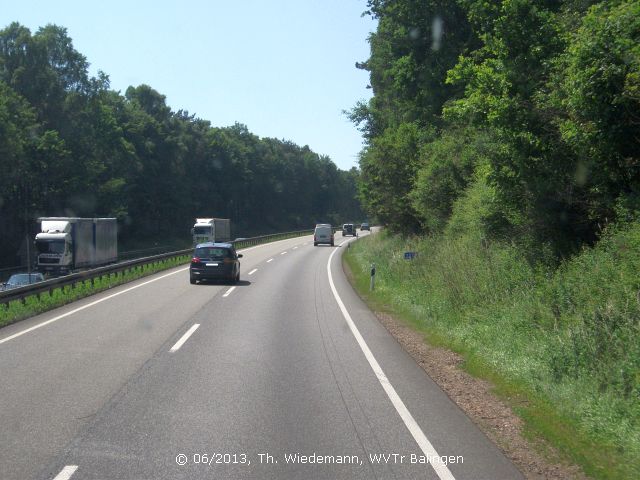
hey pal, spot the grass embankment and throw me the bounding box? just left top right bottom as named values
left=344, top=226, right=640, bottom=480
left=0, top=255, right=190, bottom=328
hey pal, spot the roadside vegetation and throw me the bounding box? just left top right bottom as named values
left=345, top=227, right=640, bottom=479
left=350, top=1, right=639, bottom=478
left=0, top=23, right=362, bottom=267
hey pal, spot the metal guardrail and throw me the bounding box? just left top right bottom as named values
left=118, top=245, right=180, bottom=261
left=230, top=228, right=313, bottom=250
left=0, top=228, right=314, bottom=306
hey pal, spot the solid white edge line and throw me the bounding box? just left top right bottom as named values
left=52, top=465, right=78, bottom=480
left=266, top=258, right=274, bottom=263
left=169, top=324, right=200, bottom=353
left=222, top=286, right=236, bottom=297
left=248, top=269, right=258, bottom=275
left=327, top=240, right=456, bottom=480
left=0, top=267, right=189, bottom=345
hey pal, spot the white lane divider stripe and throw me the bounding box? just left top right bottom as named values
left=52, top=465, right=78, bottom=480
left=223, top=286, right=236, bottom=297
left=327, top=240, right=456, bottom=480
left=280, top=251, right=287, bottom=255
left=248, top=269, right=258, bottom=275
left=0, top=267, right=189, bottom=345
left=266, top=258, right=274, bottom=263
left=293, top=246, right=298, bottom=250
left=170, top=324, right=200, bottom=353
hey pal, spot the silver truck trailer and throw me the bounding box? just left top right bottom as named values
left=35, top=217, right=117, bottom=275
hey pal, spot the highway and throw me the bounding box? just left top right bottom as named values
left=0, top=231, right=523, bottom=479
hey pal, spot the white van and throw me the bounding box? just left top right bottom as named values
left=314, top=224, right=334, bottom=246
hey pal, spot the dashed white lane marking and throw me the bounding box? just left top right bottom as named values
left=169, top=324, right=200, bottom=353
left=248, top=269, right=258, bottom=275
left=223, top=286, right=236, bottom=297
left=280, top=252, right=287, bottom=255
left=267, top=258, right=274, bottom=263
left=52, top=465, right=78, bottom=480
left=293, top=246, right=298, bottom=250
left=327, top=240, right=456, bottom=480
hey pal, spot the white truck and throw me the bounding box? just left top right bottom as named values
left=191, top=218, right=231, bottom=245
left=35, top=217, right=118, bottom=275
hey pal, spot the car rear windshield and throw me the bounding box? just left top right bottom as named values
left=195, top=247, right=233, bottom=259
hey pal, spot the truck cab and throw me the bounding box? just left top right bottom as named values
left=35, top=221, right=73, bottom=274
left=192, top=218, right=215, bottom=245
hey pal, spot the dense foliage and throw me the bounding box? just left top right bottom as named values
left=354, top=0, right=639, bottom=255
left=0, top=23, right=362, bottom=265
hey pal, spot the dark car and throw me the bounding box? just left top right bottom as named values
left=360, top=222, right=370, bottom=231
left=190, top=243, right=242, bottom=284
left=1, top=272, right=45, bottom=291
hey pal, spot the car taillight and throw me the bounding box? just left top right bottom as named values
left=191, top=257, right=201, bottom=264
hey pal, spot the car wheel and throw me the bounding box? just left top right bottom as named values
left=190, top=277, right=196, bottom=285
left=331, top=241, right=334, bottom=246
left=314, top=242, right=318, bottom=246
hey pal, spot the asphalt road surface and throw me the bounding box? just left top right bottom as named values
left=0, top=231, right=523, bottom=480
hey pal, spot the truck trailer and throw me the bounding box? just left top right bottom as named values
left=192, top=218, right=231, bottom=245
left=35, top=217, right=117, bottom=275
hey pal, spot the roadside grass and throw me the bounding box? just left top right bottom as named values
left=0, top=255, right=190, bottom=328
left=344, top=227, right=640, bottom=480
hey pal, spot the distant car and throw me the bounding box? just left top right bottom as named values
left=342, top=223, right=356, bottom=236
left=360, top=222, right=370, bottom=231
left=190, top=242, right=242, bottom=284
left=1, top=272, right=45, bottom=291
left=314, top=224, right=334, bottom=246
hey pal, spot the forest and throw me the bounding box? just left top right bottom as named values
left=0, top=22, right=362, bottom=266
left=353, top=0, right=638, bottom=256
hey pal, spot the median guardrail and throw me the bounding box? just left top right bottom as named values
left=0, top=228, right=314, bottom=307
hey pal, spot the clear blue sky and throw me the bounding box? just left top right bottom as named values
left=3, top=0, right=376, bottom=171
